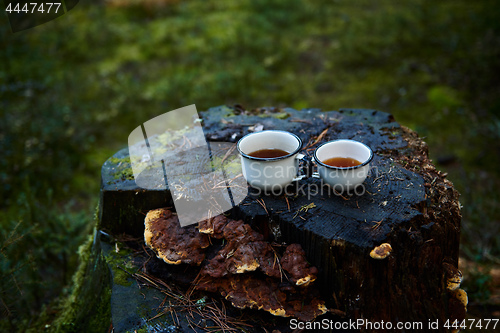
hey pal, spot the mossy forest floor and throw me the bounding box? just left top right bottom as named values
left=1, top=0, right=499, bottom=331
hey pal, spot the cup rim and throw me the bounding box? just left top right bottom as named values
left=314, top=139, right=374, bottom=170
left=237, top=130, right=303, bottom=161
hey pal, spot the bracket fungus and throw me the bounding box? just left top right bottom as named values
left=451, top=288, right=468, bottom=308
left=222, top=219, right=264, bottom=244
left=197, top=224, right=325, bottom=320
left=443, top=262, right=463, bottom=291
left=144, top=208, right=210, bottom=265
left=448, top=288, right=468, bottom=333
left=202, top=240, right=280, bottom=278
left=281, top=244, right=318, bottom=286
left=369, top=243, right=392, bottom=260
left=443, top=262, right=467, bottom=331
left=145, top=208, right=327, bottom=321
left=196, top=275, right=327, bottom=322
left=198, top=215, right=229, bottom=239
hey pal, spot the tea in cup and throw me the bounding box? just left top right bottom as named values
left=313, top=139, right=373, bottom=191
left=237, top=130, right=306, bottom=191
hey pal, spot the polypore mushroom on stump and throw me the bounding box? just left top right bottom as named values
left=281, top=244, right=318, bottom=287
left=200, top=218, right=281, bottom=278
left=196, top=222, right=324, bottom=320
left=195, top=275, right=327, bottom=322
left=443, top=262, right=467, bottom=331
left=145, top=208, right=327, bottom=321
left=222, top=219, right=264, bottom=244
left=449, top=288, right=468, bottom=333
left=443, top=262, right=463, bottom=291
left=202, top=240, right=280, bottom=277
left=369, top=243, right=393, bottom=260
left=198, top=215, right=229, bottom=239
left=200, top=218, right=267, bottom=277
left=144, top=208, right=210, bottom=265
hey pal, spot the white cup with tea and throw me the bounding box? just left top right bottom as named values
left=237, top=130, right=306, bottom=191
left=313, top=139, right=373, bottom=191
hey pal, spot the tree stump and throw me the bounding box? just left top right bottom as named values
left=100, top=106, right=464, bottom=332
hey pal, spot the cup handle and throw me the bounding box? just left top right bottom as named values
left=310, top=156, right=321, bottom=178
left=292, top=154, right=313, bottom=181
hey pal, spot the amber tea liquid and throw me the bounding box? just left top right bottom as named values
left=322, top=156, right=362, bottom=167
left=248, top=148, right=290, bottom=158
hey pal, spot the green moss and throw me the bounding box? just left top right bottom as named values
left=391, top=130, right=400, bottom=137
left=50, top=234, right=112, bottom=333
left=156, top=127, right=192, bottom=146
left=108, top=156, right=131, bottom=165
left=112, top=268, right=132, bottom=286
left=81, top=287, right=112, bottom=332
left=108, top=127, right=202, bottom=183
left=216, top=105, right=237, bottom=118
left=127, top=328, right=148, bottom=333
left=113, top=168, right=135, bottom=181
left=104, top=244, right=135, bottom=287
left=257, top=111, right=290, bottom=119
left=106, top=155, right=136, bottom=182
left=206, top=155, right=242, bottom=176
left=272, top=112, right=290, bottom=119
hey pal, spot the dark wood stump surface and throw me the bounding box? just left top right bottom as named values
left=99, top=106, right=463, bottom=332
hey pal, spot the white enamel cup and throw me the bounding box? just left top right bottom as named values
left=237, top=130, right=305, bottom=191
left=313, top=139, right=373, bottom=191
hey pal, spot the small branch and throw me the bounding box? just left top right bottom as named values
left=256, top=198, right=269, bottom=215
left=371, top=218, right=385, bottom=230
left=220, top=144, right=237, bottom=165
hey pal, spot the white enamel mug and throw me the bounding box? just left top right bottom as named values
left=313, top=139, right=373, bottom=191
left=237, top=130, right=305, bottom=191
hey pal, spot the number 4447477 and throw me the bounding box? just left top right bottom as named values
left=444, top=319, right=498, bottom=330
left=5, top=3, right=62, bottom=14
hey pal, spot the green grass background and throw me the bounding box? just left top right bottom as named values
left=1, top=0, right=499, bottom=330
